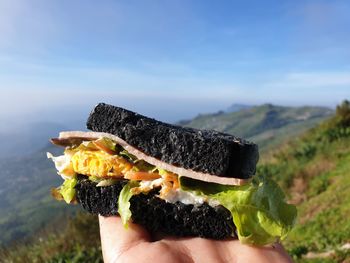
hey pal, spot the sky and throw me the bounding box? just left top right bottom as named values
left=0, top=0, right=349, bottom=124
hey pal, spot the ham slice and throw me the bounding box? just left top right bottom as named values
left=55, top=131, right=250, bottom=186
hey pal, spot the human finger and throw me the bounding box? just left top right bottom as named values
left=99, top=215, right=151, bottom=263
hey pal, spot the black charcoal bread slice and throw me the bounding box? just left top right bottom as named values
left=75, top=177, right=235, bottom=239
left=87, top=103, right=259, bottom=179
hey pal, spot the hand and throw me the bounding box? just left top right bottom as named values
left=99, top=215, right=293, bottom=263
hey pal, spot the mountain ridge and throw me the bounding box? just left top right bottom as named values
left=180, top=103, right=333, bottom=152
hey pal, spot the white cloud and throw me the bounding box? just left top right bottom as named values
left=251, top=71, right=349, bottom=107
left=0, top=55, right=251, bottom=123
left=265, top=72, right=350, bottom=88
left=0, top=54, right=248, bottom=99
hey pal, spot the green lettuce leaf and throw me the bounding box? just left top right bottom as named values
left=119, top=150, right=137, bottom=162
left=95, top=137, right=117, bottom=151
left=66, top=137, right=117, bottom=154
left=180, top=175, right=297, bottom=245
left=118, top=181, right=139, bottom=228
left=59, top=178, right=78, bottom=204
left=131, top=160, right=155, bottom=172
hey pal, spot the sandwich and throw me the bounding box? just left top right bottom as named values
left=48, top=103, right=296, bottom=245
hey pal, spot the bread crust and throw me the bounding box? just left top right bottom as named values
left=87, top=103, right=259, bottom=179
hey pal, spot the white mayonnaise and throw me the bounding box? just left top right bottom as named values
left=163, top=188, right=220, bottom=206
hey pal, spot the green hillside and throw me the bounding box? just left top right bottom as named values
left=0, top=145, right=77, bottom=246
left=259, top=100, right=350, bottom=262
left=181, top=104, right=333, bottom=152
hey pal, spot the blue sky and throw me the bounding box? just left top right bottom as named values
left=0, top=0, right=349, bottom=123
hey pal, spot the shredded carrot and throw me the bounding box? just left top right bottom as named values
left=159, top=181, right=173, bottom=198
left=160, top=171, right=179, bottom=190
left=172, top=179, right=180, bottom=189
left=125, top=171, right=161, bottom=181
left=163, top=172, right=177, bottom=181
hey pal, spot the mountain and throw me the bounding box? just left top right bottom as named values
left=0, top=119, right=86, bottom=243
left=0, top=144, right=77, bottom=246
left=180, top=104, right=333, bottom=153
left=0, top=122, right=79, bottom=158
left=225, top=103, right=253, bottom=113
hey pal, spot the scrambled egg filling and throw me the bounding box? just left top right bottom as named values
left=49, top=139, right=179, bottom=199
left=71, top=150, right=133, bottom=178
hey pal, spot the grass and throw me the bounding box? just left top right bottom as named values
left=286, top=154, right=350, bottom=250
left=257, top=104, right=350, bottom=262
left=0, top=213, right=102, bottom=263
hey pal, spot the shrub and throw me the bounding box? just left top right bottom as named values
left=335, top=100, right=350, bottom=127
left=289, top=245, right=308, bottom=259
left=294, top=142, right=317, bottom=161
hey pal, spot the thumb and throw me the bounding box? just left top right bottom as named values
left=99, top=215, right=151, bottom=263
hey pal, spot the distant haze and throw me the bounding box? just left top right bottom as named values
left=0, top=89, right=341, bottom=131
left=0, top=95, right=245, bottom=130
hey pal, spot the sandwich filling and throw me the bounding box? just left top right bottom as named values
left=48, top=137, right=195, bottom=203
left=48, top=135, right=297, bottom=245
left=56, top=131, right=249, bottom=186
